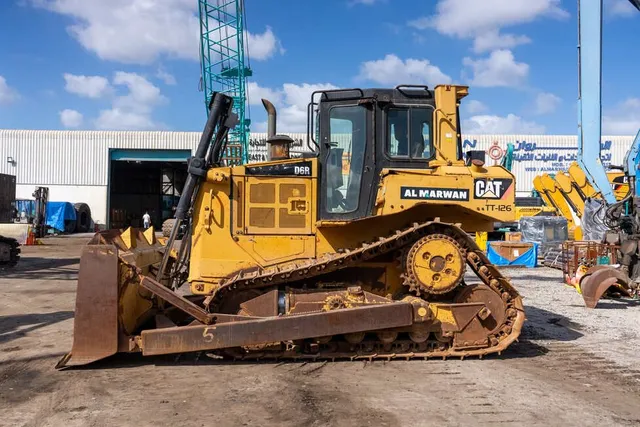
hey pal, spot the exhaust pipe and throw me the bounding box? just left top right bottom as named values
left=262, top=99, right=277, bottom=138
left=261, top=98, right=293, bottom=161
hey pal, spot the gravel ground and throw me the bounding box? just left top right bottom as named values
left=1, top=236, right=640, bottom=427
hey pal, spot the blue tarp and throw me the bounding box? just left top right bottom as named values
left=16, top=199, right=35, bottom=218
left=46, top=202, right=76, bottom=232
left=487, top=242, right=538, bottom=268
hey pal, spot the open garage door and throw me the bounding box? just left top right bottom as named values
left=108, top=149, right=190, bottom=229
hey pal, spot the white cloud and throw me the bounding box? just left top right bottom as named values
left=156, top=68, right=176, bottom=85
left=464, top=99, right=488, bottom=114
left=358, top=54, right=452, bottom=86
left=59, top=109, right=83, bottom=127
left=63, top=73, right=111, bottom=98
left=95, top=72, right=167, bottom=130
left=30, top=0, right=284, bottom=64
left=463, top=50, right=529, bottom=87
left=248, top=82, right=339, bottom=132
left=409, top=0, right=568, bottom=52
left=247, top=81, right=284, bottom=106
left=534, top=92, right=561, bottom=115
left=32, top=0, right=199, bottom=64
left=603, top=98, right=640, bottom=135
left=247, top=27, right=285, bottom=60
left=410, top=0, right=568, bottom=35
left=279, top=83, right=339, bottom=132
left=608, top=0, right=638, bottom=17
left=472, top=30, right=531, bottom=53
left=0, top=76, right=19, bottom=104
left=112, top=72, right=166, bottom=111
left=95, top=109, right=158, bottom=130
left=464, top=114, right=546, bottom=134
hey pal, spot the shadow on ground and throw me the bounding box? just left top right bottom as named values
left=507, top=274, right=564, bottom=283
left=587, top=299, right=640, bottom=309
left=521, top=304, right=584, bottom=341
left=0, top=257, right=80, bottom=280
left=0, top=311, right=74, bottom=345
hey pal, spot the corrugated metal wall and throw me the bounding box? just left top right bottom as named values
left=0, top=130, right=635, bottom=193
left=0, top=130, right=203, bottom=186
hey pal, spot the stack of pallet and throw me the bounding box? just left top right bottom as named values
left=542, top=244, right=564, bottom=269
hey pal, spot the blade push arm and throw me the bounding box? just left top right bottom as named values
left=157, top=93, right=237, bottom=281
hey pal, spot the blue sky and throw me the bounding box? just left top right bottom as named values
left=0, top=0, right=639, bottom=135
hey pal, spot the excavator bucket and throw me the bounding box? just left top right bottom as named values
left=57, top=227, right=164, bottom=368
left=579, top=266, right=632, bottom=308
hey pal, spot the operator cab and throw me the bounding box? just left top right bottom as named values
left=308, top=85, right=459, bottom=221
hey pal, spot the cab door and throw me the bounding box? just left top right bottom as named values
left=319, top=101, right=375, bottom=220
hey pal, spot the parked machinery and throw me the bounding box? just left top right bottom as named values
left=568, top=0, right=640, bottom=307
left=533, top=174, right=582, bottom=240
left=57, top=85, right=524, bottom=368
left=32, top=187, right=48, bottom=238
left=531, top=164, right=629, bottom=232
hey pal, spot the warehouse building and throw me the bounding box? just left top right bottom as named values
left=0, top=129, right=634, bottom=229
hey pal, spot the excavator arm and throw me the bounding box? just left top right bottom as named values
left=534, top=174, right=583, bottom=240
left=553, top=171, right=586, bottom=218
left=538, top=174, right=578, bottom=227
left=533, top=176, right=556, bottom=210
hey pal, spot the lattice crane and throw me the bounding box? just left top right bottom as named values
left=198, top=0, right=252, bottom=165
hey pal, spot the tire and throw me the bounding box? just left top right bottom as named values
left=74, top=203, right=92, bottom=233
left=64, top=220, right=76, bottom=234
left=162, top=219, right=175, bottom=237
left=0, top=236, right=20, bottom=268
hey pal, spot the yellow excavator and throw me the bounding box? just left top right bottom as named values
left=533, top=174, right=583, bottom=240
left=532, top=162, right=630, bottom=240
left=57, top=85, right=524, bottom=368
left=567, top=162, right=629, bottom=201
left=554, top=171, right=586, bottom=217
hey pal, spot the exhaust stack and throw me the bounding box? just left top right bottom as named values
left=262, top=99, right=277, bottom=137
left=262, top=98, right=293, bottom=161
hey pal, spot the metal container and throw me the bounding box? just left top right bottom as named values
left=0, top=173, right=16, bottom=223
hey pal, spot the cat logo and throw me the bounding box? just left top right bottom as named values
left=474, top=178, right=512, bottom=199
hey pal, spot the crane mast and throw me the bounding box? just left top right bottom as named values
left=198, top=0, right=252, bottom=165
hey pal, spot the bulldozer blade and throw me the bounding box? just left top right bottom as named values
left=56, top=245, right=120, bottom=369
left=579, top=266, right=632, bottom=309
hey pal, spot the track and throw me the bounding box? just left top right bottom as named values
left=212, top=221, right=525, bottom=361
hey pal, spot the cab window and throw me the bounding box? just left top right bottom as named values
left=387, top=107, right=433, bottom=159
left=325, top=105, right=367, bottom=213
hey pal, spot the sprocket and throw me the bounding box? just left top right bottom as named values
left=402, top=234, right=466, bottom=295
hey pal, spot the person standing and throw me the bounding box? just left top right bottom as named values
left=142, top=211, right=151, bottom=229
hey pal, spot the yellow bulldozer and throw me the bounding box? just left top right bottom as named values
left=57, top=85, right=524, bottom=368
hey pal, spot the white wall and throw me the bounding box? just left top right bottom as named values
left=16, top=184, right=108, bottom=227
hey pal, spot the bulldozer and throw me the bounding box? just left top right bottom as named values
left=57, top=85, right=524, bottom=368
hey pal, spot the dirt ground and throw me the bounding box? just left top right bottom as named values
left=1, top=236, right=640, bottom=427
